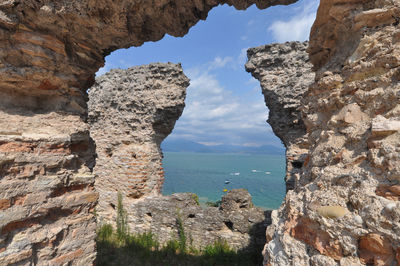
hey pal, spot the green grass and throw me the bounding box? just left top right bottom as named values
left=96, top=224, right=262, bottom=266
left=190, top=193, right=200, bottom=205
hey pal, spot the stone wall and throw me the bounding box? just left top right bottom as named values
left=0, top=112, right=98, bottom=265
left=88, top=63, right=189, bottom=226
left=127, top=189, right=269, bottom=252
left=246, top=41, right=314, bottom=192
left=261, top=1, right=400, bottom=265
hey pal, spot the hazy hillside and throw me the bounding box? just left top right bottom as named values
left=161, top=139, right=285, bottom=155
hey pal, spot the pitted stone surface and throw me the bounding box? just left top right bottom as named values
left=88, top=63, right=189, bottom=226
left=246, top=41, right=314, bottom=191
left=126, top=189, right=270, bottom=252
left=0, top=112, right=97, bottom=265
left=260, top=1, right=400, bottom=265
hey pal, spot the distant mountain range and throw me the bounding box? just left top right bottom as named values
left=161, top=139, right=285, bottom=155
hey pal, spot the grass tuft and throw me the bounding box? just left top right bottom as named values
left=116, top=192, right=128, bottom=241
left=191, top=193, right=200, bottom=205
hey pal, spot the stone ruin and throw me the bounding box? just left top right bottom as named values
left=88, top=63, right=189, bottom=226
left=0, top=0, right=399, bottom=265
left=88, top=62, right=269, bottom=253
left=246, top=41, right=314, bottom=192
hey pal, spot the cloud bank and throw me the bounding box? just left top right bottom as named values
left=170, top=54, right=277, bottom=147
left=267, top=0, right=318, bottom=42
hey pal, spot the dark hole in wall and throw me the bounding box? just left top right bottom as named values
left=291, top=161, right=303, bottom=168
left=110, top=203, right=115, bottom=209
left=146, top=212, right=152, bottom=217
left=346, top=201, right=355, bottom=212
left=188, top=214, right=195, bottom=218
left=224, top=221, right=234, bottom=230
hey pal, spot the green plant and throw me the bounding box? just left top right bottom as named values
left=204, top=239, right=232, bottom=257
left=176, top=213, right=187, bottom=253
left=98, top=224, right=113, bottom=242
left=163, top=239, right=180, bottom=254
left=116, top=192, right=128, bottom=241
left=129, top=232, right=159, bottom=250
left=191, top=193, right=200, bottom=205
left=96, top=205, right=263, bottom=266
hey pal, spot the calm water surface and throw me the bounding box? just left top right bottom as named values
left=162, top=152, right=286, bottom=209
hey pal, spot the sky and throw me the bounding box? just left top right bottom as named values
left=97, top=0, right=319, bottom=148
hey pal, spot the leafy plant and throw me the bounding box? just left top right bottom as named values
left=127, top=232, right=159, bottom=251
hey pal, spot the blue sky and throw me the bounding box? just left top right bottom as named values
left=97, top=0, right=318, bottom=148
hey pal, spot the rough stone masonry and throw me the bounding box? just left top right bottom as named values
left=88, top=63, right=189, bottom=226
left=246, top=41, right=314, bottom=192
left=126, top=189, right=269, bottom=252
left=253, top=1, right=400, bottom=265
left=0, top=0, right=296, bottom=264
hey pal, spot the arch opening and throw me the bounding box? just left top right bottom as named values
left=89, top=1, right=317, bottom=264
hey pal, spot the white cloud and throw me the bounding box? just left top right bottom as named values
left=238, top=48, right=248, bottom=66
left=171, top=60, right=274, bottom=146
left=267, top=0, right=318, bottom=42
left=198, top=142, right=223, bottom=146
left=208, top=56, right=234, bottom=70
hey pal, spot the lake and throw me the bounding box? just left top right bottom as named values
left=162, top=152, right=286, bottom=210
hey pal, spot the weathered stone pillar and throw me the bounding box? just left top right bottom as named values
left=88, top=63, right=189, bottom=226
left=0, top=15, right=99, bottom=266
left=0, top=19, right=100, bottom=264
left=262, top=1, right=400, bottom=264
left=246, top=41, right=314, bottom=192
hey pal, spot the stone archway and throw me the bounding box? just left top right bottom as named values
left=0, top=0, right=399, bottom=265
left=0, top=1, right=296, bottom=264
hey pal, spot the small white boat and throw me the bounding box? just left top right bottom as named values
left=225, top=180, right=230, bottom=184
left=265, top=171, right=271, bottom=175
left=251, top=170, right=258, bottom=173
left=230, top=172, right=240, bottom=176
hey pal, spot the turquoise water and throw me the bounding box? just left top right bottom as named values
left=162, top=152, right=286, bottom=210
